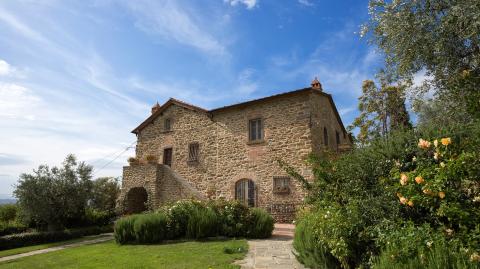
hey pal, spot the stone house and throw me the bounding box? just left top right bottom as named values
left=118, top=79, right=352, bottom=222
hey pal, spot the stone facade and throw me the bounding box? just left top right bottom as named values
left=119, top=83, right=352, bottom=222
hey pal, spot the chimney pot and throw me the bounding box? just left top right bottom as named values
left=151, top=102, right=160, bottom=114
left=311, top=77, right=322, bottom=91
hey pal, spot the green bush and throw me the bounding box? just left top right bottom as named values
left=133, top=213, right=168, bottom=243
left=246, top=208, right=274, bottom=239
left=114, top=215, right=137, bottom=244
left=85, top=208, right=115, bottom=227
left=212, top=200, right=250, bottom=237
left=372, top=221, right=479, bottom=269
left=162, top=200, right=199, bottom=239
left=0, top=204, right=18, bottom=222
left=293, top=212, right=340, bottom=269
left=0, top=221, right=27, bottom=236
left=0, top=225, right=112, bottom=250
left=186, top=206, right=218, bottom=239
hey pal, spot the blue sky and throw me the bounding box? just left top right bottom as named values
left=0, top=0, right=383, bottom=198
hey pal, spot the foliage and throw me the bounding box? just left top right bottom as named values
left=293, top=212, right=340, bottom=269
left=372, top=221, right=479, bottom=269
left=363, top=0, right=480, bottom=121
left=246, top=208, right=274, bottom=239
left=186, top=206, right=218, bottom=239
left=84, top=208, right=115, bottom=227
left=0, top=226, right=112, bottom=251
left=133, top=213, right=168, bottom=243
left=213, top=199, right=250, bottom=237
left=113, top=215, right=137, bottom=245
left=350, top=79, right=411, bottom=144
left=291, top=121, right=480, bottom=268
left=89, top=177, right=120, bottom=213
left=14, top=155, right=93, bottom=231
left=0, top=222, right=27, bottom=237
left=115, top=199, right=274, bottom=245
left=0, top=205, right=18, bottom=223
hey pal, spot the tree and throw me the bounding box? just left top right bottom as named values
left=350, top=79, right=411, bottom=144
left=89, top=177, right=120, bottom=213
left=363, top=0, right=480, bottom=121
left=14, top=155, right=93, bottom=231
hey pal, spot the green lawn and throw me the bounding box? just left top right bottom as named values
left=0, top=239, right=248, bottom=269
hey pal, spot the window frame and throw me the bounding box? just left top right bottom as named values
left=273, top=176, right=290, bottom=194
left=188, top=142, right=200, bottom=163
left=164, top=118, right=172, bottom=132
left=248, top=118, right=264, bottom=142
left=323, top=127, right=329, bottom=146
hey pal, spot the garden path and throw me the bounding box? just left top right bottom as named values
left=235, top=224, right=306, bottom=269
left=0, top=233, right=113, bottom=263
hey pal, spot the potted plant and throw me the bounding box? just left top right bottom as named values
left=127, top=157, right=139, bottom=166
left=274, top=186, right=290, bottom=194
left=145, top=154, right=158, bottom=164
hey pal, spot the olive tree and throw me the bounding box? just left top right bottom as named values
left=14, top=155, right=93, bottom=231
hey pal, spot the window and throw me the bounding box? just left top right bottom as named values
left=273, top=176, right=290, bottom=194
left=164, top=118, right=171, bottom=131
left=336, top=131, right=340, bottom=146
left=163, top=148, right=172, bottom=167
left=323, top=127, right=328, bottom=146
left=235, top=179, right=255, bottom=207
left=188, top=142, right=199, bottom=162
left=249, top=118, right=263, bottom=142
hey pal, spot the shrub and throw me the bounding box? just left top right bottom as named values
left=0, top=221, right=27, bottom=236
left=372, top=221, right=479, bottom=269
left=114, top=215, right=137, bottom=244
left=186, top=206, right=218, bottom=239
left=293, top=212, right=340, bottom=269
left=133, top=213, right=167, bottom=243
left=85, top=208, right=115, bottom=227
left=162, top=200, right=199, bottom=239
left=246, top=208, right=274, bottom=239
left=0, top=204, right=18, bottom=222
left=0, top=225, right=112, bottom=250
left=212, top=200, right=250, bottom=237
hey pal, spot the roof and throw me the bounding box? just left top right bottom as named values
left=132, top=87, right=350, bottom=137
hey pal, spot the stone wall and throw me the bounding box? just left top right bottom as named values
left=121, top=89, right=351, bottom=221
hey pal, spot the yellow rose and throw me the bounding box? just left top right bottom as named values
left=418, top=139, right=431, bottom=149
left=433, top=139, right=438, bottom=147
left=400, top=173, right=408, bottom=185
left=407, top=200, right=414, bottom=207
left=423, top=189, right=432, bottom=195
left=439, top=191, right=446, bottom=199
left=441, top=137, right=451, bottom=146
left=415, top=176, right=424, bottom=184
left=399, top=197, right=408, bottom=204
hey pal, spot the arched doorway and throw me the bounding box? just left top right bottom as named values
left=125, top=187, right=148, bottom=214
left=235, top=179, right=255, bottom=207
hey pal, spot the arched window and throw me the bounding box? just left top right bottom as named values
left=235, top=179, right=255, bottom=207
left=323, top=127, right=328, bottom=146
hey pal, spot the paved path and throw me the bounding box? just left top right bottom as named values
left=236, top=224, right=305, bottom=269
left=0, top=234, right=113, bottom=263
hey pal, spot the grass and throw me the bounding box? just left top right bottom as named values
left=0, top=234, right=112, bottom=258
left=0, top=239, right=248, bottom=269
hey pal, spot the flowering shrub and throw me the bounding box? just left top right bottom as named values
left=392, top=136, right=480, bottom=231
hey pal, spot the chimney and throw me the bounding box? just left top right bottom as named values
left=311, top=77, right=322, bottom=91
left=151, top=102, right=160, bottom=114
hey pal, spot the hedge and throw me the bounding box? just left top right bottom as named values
left=114, top=200, right=275, bottom=244
left=0, top=225, right=113, bottom=250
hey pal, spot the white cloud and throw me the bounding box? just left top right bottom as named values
left=298, top=0, right=314, bottom=7
left=0, top=60, right=12, bottom=76
left=0, top=83, right=41, bottom=120
left=122, top=0, right=227, bottom=55
left=224, top=0, right=258, bottom=9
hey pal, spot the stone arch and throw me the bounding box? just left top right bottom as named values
left=125, top=187, right=148, bottom=214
